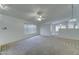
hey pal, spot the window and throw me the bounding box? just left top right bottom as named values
left=59, top=24, right=66, bottom=29
left=75, top=24, right=79, bottom=29
left=60, top=25, right=66, bottom=29
left=55, top=25, right=60, bottom=32
left=24, top=24, right=37, bottom=34
left=55, top=24, right=66, bottom=32
left=68, top=23, right=74, bottom=29
left=68, top=19, right=77, bottom=29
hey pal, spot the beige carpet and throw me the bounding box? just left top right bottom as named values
left=1, top=35, right=79, bottom=55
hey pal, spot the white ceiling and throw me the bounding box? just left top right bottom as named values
left=0, top=4, right=72, bottom=24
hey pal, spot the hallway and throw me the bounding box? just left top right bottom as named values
left=2, top=35, right=79, bottom=55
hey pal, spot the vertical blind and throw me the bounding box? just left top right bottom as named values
left=24, top=24, right=37, bottom=34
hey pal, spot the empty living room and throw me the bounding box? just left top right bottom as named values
left=0, top=4, right=79, bottom=55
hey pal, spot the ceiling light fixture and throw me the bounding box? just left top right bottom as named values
left=68, top=4, right=77, bottom=23
left=37, top=18, right=42, bottom=21
left=70, top=4, right=77, bottom=21
left=39, top=16, right=42, bottom=18
left=69, top=18, right=76, bottom=22
left=0, top=4, right=8, bottom=10
left=37, top=15, right=46, bottom=21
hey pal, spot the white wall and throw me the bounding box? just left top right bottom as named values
left=0, top=14, right=40, bottom=45
left=40, top=23, right=52, bottom=36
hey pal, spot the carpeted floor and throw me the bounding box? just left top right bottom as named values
left=1, top=35, right=79, bottom=55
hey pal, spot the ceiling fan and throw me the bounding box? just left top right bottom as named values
left=0, top=4, right=9, bottom=10
left=28, top=8, right=46, bottom=21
